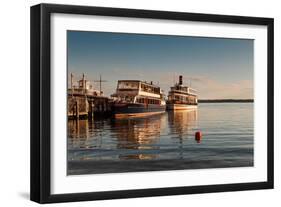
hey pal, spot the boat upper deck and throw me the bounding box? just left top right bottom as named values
left=169, top=85, right=197, bottom=96
left=169, top=75, right=197, bottom=97
left=116, top=80, right=161, bottom=98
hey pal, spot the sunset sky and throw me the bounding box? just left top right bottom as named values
left=67, top=31, right=253, bottom=99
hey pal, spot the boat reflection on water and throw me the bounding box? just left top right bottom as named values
left=168, top=109, right=198, bottom=139
left=111, top=113, right=165, bottom=160
left=68, top=119, right=102, bottom=150
left=167, top=109, right=198, bottom=159
left=68, top=103, right=254, bottom=175
left=68, top=109, right=198, bottom=162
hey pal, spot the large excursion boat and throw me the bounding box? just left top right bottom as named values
left=166, top=75, right=198, bottom=110
left=112, top=80, right=166, bottom=118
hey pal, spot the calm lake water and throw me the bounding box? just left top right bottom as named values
left=67, top=103, right=254, bottom=175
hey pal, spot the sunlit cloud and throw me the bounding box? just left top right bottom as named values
left=191, top=77, right=253, bottom=99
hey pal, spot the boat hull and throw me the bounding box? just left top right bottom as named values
left=113, top=103, right=166, bottom=118
left=166, top=103, right=198, bottom=110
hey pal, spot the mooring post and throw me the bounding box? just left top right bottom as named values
left=70, top=98, right=76, bottom=118
left=71, top=73, right=74, bottom=96
left=76, top=100, right=79, bottom=119
left=92, top=103, right=95, bottom=117
left=88, top=101, right=94, bottom=120
left=104, top=103, right=107, bottom=112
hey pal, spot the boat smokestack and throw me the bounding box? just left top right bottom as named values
left=179, top=75, right=183, bottom=85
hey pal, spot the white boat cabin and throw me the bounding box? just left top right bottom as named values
left=114, top=80, right=165, bottom=105
left=168, top=76, right=198, bottom=105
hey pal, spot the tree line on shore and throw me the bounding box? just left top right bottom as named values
left=198, top=99, right=254, bottom=103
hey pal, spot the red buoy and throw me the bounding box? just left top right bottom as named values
left=195, top=131, right=202, bottom=143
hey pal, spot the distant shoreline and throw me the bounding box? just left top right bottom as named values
left=198, top=99, right=254, bottom=103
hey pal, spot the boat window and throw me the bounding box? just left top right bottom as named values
left=118, top=81, right=139, bottom=89
left=137, top=98, right=145, bottom=104
left=140, top=83, right=160, bottom=94
left=122, top=96, right=134, bottom=103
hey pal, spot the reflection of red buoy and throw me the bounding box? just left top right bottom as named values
left=195, top=131, right=202, bottom=143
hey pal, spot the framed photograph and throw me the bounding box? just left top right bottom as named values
left=30, top=3, right=274, bottom=203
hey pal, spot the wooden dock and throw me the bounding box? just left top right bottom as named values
left=68, top=94, right=112, bottom=119
left=68, top=73, right=113, bottom=119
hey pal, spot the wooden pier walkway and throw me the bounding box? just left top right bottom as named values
left=68, top=73, right=113, bottom=119
left=68, top=94, right=112, bottom=119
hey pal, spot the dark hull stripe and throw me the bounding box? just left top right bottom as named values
left=114, top=104, right=166, bottom=114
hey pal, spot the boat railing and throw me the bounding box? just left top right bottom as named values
left=170, top=89, right=197, bottom=96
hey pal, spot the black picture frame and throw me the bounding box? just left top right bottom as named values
left=30, top=3, right=274, bottom=204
